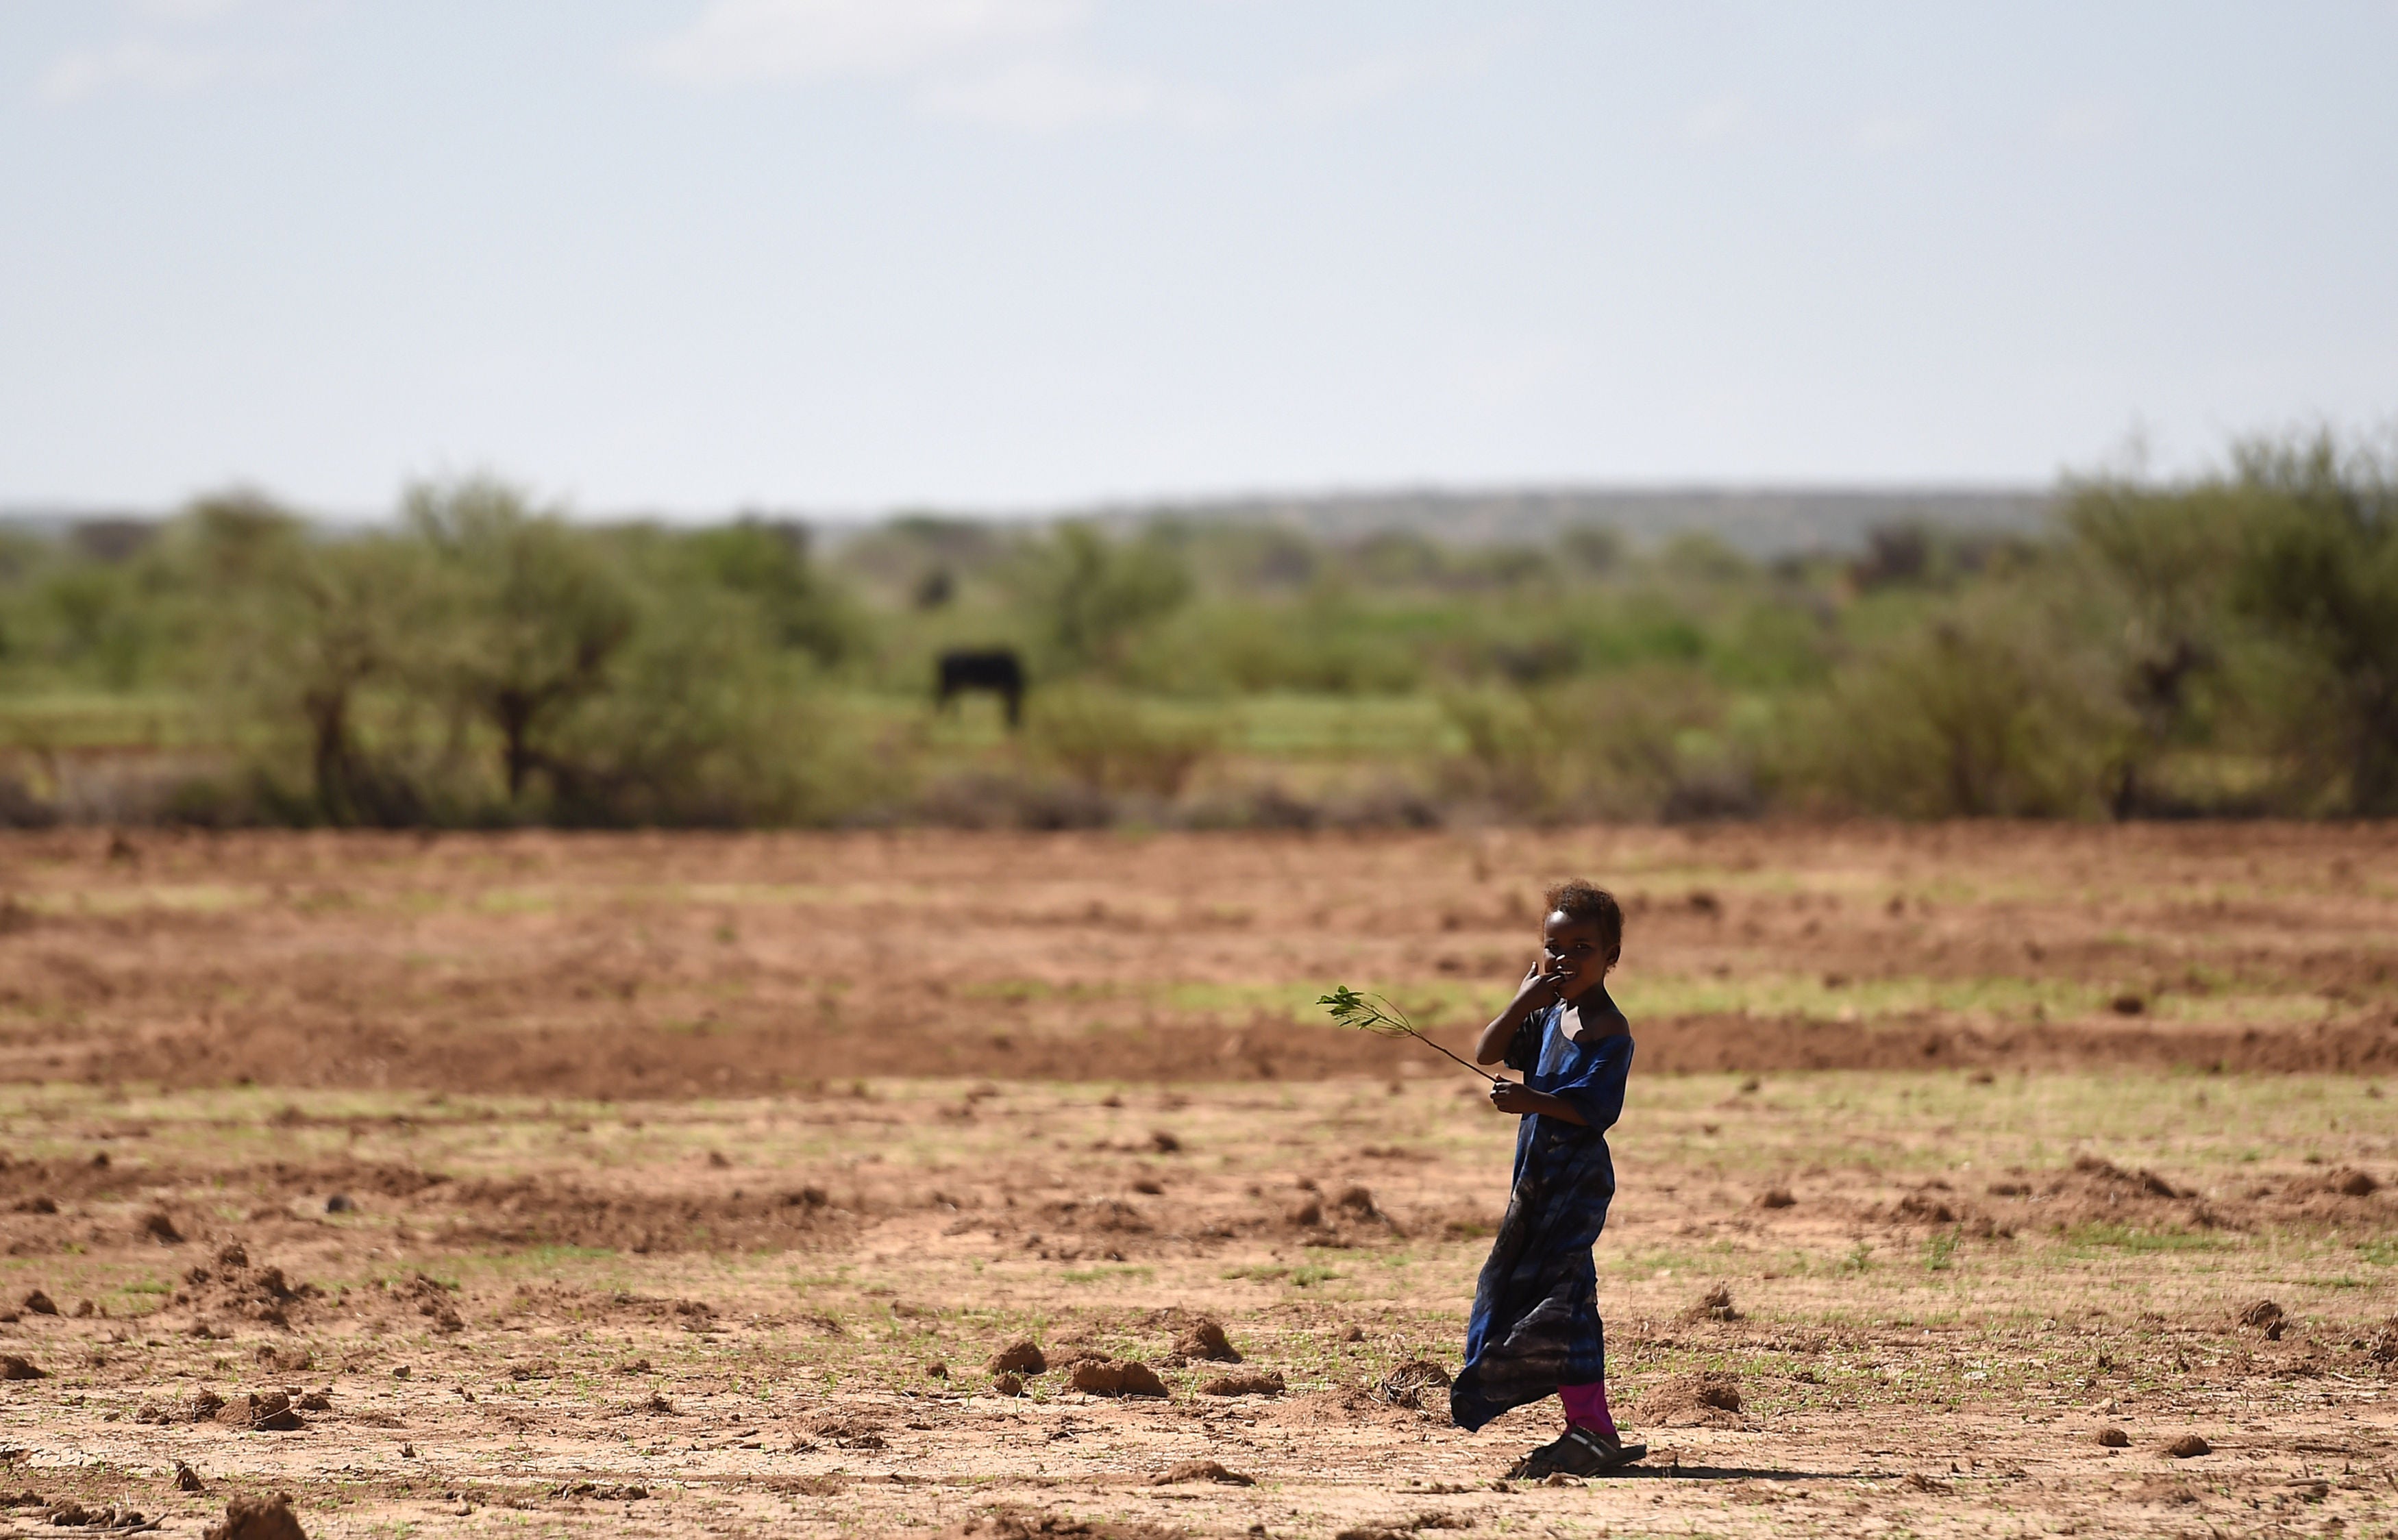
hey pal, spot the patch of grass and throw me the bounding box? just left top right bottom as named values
left=2063, top=1224, right=2221, bottom=1254
left=1288, top=1265, right=1342, bottom=1288
left=1059, top=1265, right=1153, bottom=1284
left=2356, top=1239, right=2398, bottom=1266
left=1924, top=1230, right=1961, bottom=1272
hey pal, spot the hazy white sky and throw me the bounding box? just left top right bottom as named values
left=3, top=1, right=2394, bottom=514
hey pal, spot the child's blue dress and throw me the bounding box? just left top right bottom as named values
left=1449, top=991, right=1634, bottom=1432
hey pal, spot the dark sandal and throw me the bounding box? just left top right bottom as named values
left=1542, top=1426, right=1646, bottom=1476
left=1503, top=1436, right=1570, bottom=1480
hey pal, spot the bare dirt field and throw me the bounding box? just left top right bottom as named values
left=0, top=824, right=2393, bottom=1537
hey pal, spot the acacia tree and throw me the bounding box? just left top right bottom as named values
left=2062, top=477, right=2249, bottom=815
left=678, top=518, right=856, bottom=665
left=182, top=493, right=430, bottom=824
left=404, top=479, right=636, bottom=804
left=2229, top=432, right=2398, bottom=813
left=1019, top=523, right=1191, bottom=673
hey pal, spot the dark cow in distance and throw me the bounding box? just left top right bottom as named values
left=935, top=648, right=1026, bottom=728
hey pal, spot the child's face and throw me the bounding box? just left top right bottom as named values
left=1540, top=911, right=1616, bottom=1000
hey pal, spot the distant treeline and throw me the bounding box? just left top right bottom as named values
left=0, top=429, right=2390, bottom=827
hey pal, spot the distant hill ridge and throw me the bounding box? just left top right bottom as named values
left=1071, top=486, right=2053, bottom=557
left=3, top=484, right=2055, bottom=560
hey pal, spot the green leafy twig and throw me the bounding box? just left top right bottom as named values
left=1317, top=985, right=1500, bottom=1084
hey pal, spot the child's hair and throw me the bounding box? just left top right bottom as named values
left=1544, top=878, right=1624, bottom=962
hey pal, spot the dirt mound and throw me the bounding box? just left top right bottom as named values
left=374, top=1272, right=462, bottom=1332
left=1958, top=1157, right=2232, bottom=1232
left=203, top=1491, right=306, bottom=1540
left=1069, top=1359, right=1167, bottom=1398
left=987, top=1338, right=1047, bottom=1375
left=237, top=1161, right=449, bottom=1205
left=1266, top=1384, right=1425, bottom=1428
left=555, top=1482, right=652, bottom=1502
left=940, top=1508, right=1183, bottom=1540
left=1155, top=1461, right=1253, bottom=1486
left=33, top=1500, right=153, bottom=1529
left=2230, top=1171, right=2397, bottom=1228
left=171, top=1247, right=323, bottom=1330
left=1172, top=1318, right=1241, bottom=1363
left=2068, top=1155, right=2179, bottom=1198
left=1043, top=1196, right=1152, bottom=1234
left=1198, top=1369, right=1285, bottom=1397
left=795, top=1408, right=887, bottom=1447
left=0, top=1154, right=140, bottom=1206
left=1892, top=1189, right=1963, bottom=1224
left=256, top=1343, right=314, bottom=1374
left=497, top=1282, right=717, bottom=1327
left=1333, top=1185, right=1383, bottom=1221
left=1335, top=1516, right=1476, bottom=1540
left=1877, top=1183, right=2015, bottom=1237
left=0, top=1356, right=44, bottom=1380
left=423, top=1176, right=852, bottom=1254
left=1633, top=1372, right=1744, bottom=1428
left=2128, top=1476, right=2199, bottom=1507
left=221, top=1390, right=306, bottom=1432
left=138, top=1388, right=227, bottom=1424
left=1371, top=1360, right=1452, bottom=1411
left=1680, top=1284, right=1739, bottom=1322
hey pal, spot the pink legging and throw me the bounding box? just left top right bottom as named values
left=1558, top=1381, right=1618, bottom=1441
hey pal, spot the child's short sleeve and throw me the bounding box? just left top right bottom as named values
left=1543, top=1034, right=1635, bottom=1133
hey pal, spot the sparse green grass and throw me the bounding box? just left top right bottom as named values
left=2062, top=1224, right=2224, bottom=1255
left=1059, top=1265, right=1153, bottom=1285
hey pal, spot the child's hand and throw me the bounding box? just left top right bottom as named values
left=1488, top=1080, right=1541, bottom=1115
left=1514, top=963, right=1560, bottom=1005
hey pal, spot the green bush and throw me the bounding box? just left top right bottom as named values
left=1007, top=523, right=1192, bottom=675
left=1123, top=597, right=1423, bottom=695
left=1439, top=665, right=1733, bottom=821
left=1025, top=686, right=1219, bottom=798
left=2225, top=433, right=2398, bottom=813
left=1787, top=593, right=2130, bottom=818
left=535, top=606, right=874, bottom=828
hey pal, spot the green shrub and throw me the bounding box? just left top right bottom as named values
left=1008, top=524, right=1193, bottom=675
left=1124, top=599, right=1422, bottom=695
left=1026, top=686, right=1219, bottom=798
left=1439, top=666, right=1733, bottom=821
left=1787, top=594, right=2129, bottom=818
left=2225, top=432, right=2398, bottom=812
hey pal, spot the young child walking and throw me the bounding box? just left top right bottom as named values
left=1449, top=878, right=1644, bottom=1477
